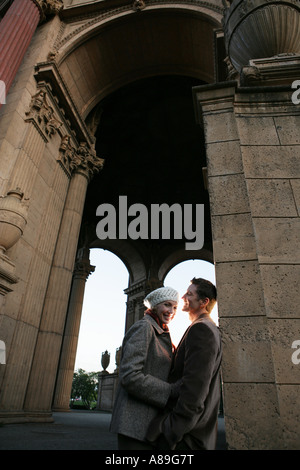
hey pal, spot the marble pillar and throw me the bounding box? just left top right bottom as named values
left=0, top=0, right=40, bottom=101
left=23, top=147, right=104, bottom=415
left=52, top=251, right=95, bottom=411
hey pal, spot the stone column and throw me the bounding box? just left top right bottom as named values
left=23, top=147, right=104, bottom=415
left=214, top=0, right=300, bottom=449
left=0, top=0, right=63, bottom=105
left=52, top=250, right=95, bottom=412
left=0, top=89, right=71, bottom=415
left=193, top=79, right=300, bottom=450
left=0, top=0, right=40, bottom=100
left=235, top=85, right=300, bottom=450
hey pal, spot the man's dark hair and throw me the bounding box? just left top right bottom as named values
left=191, top=277, right=217, bottom=301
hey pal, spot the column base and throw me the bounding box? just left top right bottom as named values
left=0, top=410, right=54, bottom=424
left=52, top=406, right=71, bottom=412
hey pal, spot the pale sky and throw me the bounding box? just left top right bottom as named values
left=74, top=249, right=218, bottom=373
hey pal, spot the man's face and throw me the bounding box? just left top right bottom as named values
left=182, top=283, right=202, bottom=314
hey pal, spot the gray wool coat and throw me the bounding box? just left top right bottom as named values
left=110, top=314, right=173, bottom=442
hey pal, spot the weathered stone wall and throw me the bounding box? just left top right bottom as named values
left=194, top=81, right=300, bottom=449
left=1, top=0, right=299, bottom=449
left=237, top=88, right=300, bottom=449
left=0, top=16, right=103, bottom=420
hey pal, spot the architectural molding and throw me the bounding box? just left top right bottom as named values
left=54, top=0, right=223, bottom=59
left=25, top=82, right=105, bottom=182
left=26, top=64, right=105, bottom=181
left=25, top=89, right=63, bottom=141
left=240, top=54, right=300, bottom=87
left=33, top=61, right=94, bottom=145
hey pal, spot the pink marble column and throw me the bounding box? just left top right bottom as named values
left=0, top=0, right=41, bottom=103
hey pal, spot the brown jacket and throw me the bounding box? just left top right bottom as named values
left=147, top=314, right=222, bottom=450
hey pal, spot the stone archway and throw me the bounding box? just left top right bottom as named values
left=42, top=3, right=222, bottom=418
left=0, top=2, right=223, bottom=426
left=1, top=0, right=299, bottom=451
left=55, top=5, right=223, bottom=116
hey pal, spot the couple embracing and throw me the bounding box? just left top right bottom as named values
left=110, top=278, right=222, bottom=451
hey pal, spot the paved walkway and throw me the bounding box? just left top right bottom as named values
left=0, top=410, right=226, bottom=451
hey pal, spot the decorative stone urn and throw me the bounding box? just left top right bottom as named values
left=0, top=188, right=27, bottom=256
left=223, top=0, right=300, bottom=72
left=101, top=350, right=110, bottom=373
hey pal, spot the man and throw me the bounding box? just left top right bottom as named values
left=147, top=277, right=222, bottom=450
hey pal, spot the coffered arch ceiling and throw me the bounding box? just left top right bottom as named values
left=57, top=7, right=222, bottom=117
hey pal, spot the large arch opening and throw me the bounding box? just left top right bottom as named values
left=75, top=73, right=215, bottom=372
left=54, top=3, right=224, bottom=416
left=74, top=254, right=217, bottom=374
left=164, top=259, right=218, bottom=346
left=57, top=7, right=222, bottom=116
left=74, top=71, right=217, bottom=380
left=74, top=248, right=129, bottom=374
left=83, top=74, right=211, bottom=255
left=79, top=73, right=214, bottom=334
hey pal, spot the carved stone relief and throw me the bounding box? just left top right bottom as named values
left=132, top=0, right=146, bottom=11
left=53, top=0, right=223, bottom=57
left=25, top=89, right=62, bottom=140
left=58, top=135, right=79, bottom=176
left=59, top=136, right=105, bottom=179
left=33, top=0, right=64, bottom=23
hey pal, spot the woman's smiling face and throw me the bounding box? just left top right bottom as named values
left=155, top=300, right=178, bottom=324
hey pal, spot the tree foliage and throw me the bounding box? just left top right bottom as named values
left=71, top=368, right=99, bottom=409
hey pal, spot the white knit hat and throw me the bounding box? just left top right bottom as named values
left=144, top=286, right=179, bottom=309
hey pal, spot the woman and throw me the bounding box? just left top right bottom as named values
left=110, top=286, right=180, bottom=450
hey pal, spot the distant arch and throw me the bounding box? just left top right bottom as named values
left=158, top=247, right=214, bottom=282
left=74, top=248, right=129, bottom=373
left=89, top=238, right=147, bottom=284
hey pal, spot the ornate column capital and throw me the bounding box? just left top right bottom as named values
left=59, top=136, right=105, bottom=179
left=32, top=0, right=64, bottom=23
left=58, top=135, right=79, bottom=176
left=73, top=258, right=95, bottom=280
left=75, top=141, right=105, bottom=181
